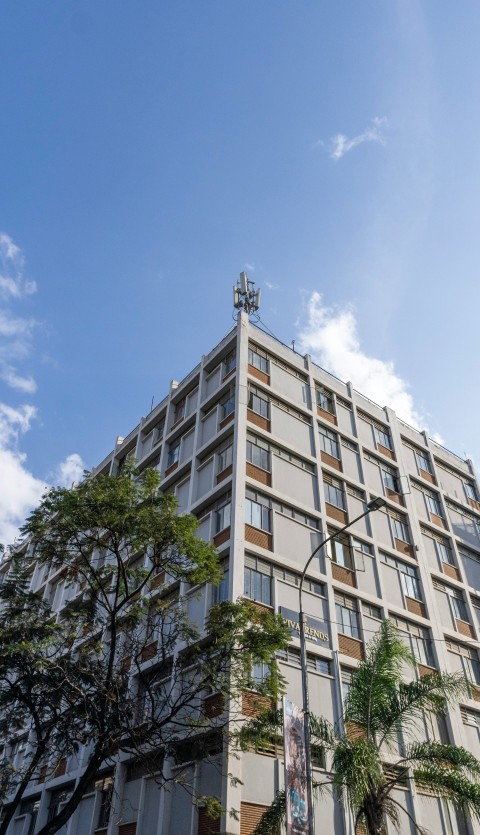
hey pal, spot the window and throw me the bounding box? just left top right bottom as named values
left=400, top=563, right=422, bottom=601
left=248, top=345, right=269, bottom=374
left=167, top=442, right=180, bottom=467
left=213, top=564, right=229, bottom=603
left=245, top=492, right=271, bottom=531
left=425, top=489, right=444, bottom=517
left=307, top=655, right=332, bottom=675
left=451, top=593, right=469, bottom=622
left=244, top=564, right=272, bottom=605
left=224, top=350, right=236, bottom=375
left=330, top=531, right=353, bottom=569
left=251, top=660, right=271, bottom=688
left=391, top=616, right=435, bottom=668
left=447, top=641, right=480, bottom=685
left=382, top=464, right=401, bottom=494
left=246, top=436, right=270, bottom=471
left=96, top=777, right=114, bottom=829
left=436, top=538, right=454, bottom=565
left=335, top=594, right=361, bottom=639
left=220, top=385, right=235, bottom=418
left=465, top=482, right=479, bottom=502
left=248, top=385, right=269, bottom=418
left=215, top=500, right=231, bottom=533
left=316, top=386, right=335, bottom=414
left=323, top=474, right=345, bottom=510
left=173, top=398, right=185, bottom=423
left=341, top=668, right=352, bottom=702
left=352, top=539, right=374, bottom=556
left=153, top=419, right=165, bottom=445
left=319, top=426, right=340, bottom=458
left=382, top=553, right=422, bottom=600
left=375, top=425, right=392, bottom=450
left=218, top=443, right=233, bottom=473
left=362, top=602, right=382, bottom=620
left=390, top=512, right=410, bottom=543
left=415, top=449, right=432, bottom=473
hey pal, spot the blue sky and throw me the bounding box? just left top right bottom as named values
left=1, top=1, right=480, bottom=543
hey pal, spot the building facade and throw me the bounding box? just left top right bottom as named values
left=5, top=312, right=480, bottom=835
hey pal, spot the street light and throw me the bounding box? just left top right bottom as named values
left=298, top=496, right=387, bottom=835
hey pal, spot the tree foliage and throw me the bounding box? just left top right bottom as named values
left=0, top=466, right=289, bottom=835
left=238, top=620, right=480, bottom=835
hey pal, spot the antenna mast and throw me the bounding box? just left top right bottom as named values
left=233, top=271, right=261, bottom=320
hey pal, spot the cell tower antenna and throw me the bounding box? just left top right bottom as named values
left=233, top=271, right=261, bottom=321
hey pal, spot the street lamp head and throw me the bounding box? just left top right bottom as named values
left=367, top=496, right=388, bottom=511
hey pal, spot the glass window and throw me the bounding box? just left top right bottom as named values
left=401, top=564, right=422, bottom=600
left=391, top=516, right=410, bottom=543
left=218, top=444, right=233, bottom=473
left=213, top=567, right=229, bottom=603
left=451, top=594, right=469, bottom=622
left=224, top=350, right=236, bottom=374
left=316, top=386, right=335, bottom=414
left=415, top=449, right=431, bottom=473
left=153, top=420, right=165, bottom=444
left=464, top=654, right=480, bottom=686
left=436, top=538, right=454, bottom=565
left=383, top=468, right=400, bottom=493
left=324, top=478, right=345, bottom=510
left=335, top=598, right=360, bottom=639
left=215, top=502, right=231, bottom=533
left=174, top=398, right=185, bottom=423
left=167, top=443, right=180, bottom=467
left=375, top=426, right=392, bottom=450
left=331, top=534, right=353, bottom=569
left=248, top=387, right=269, bottom=418
left=251, top=660, right=271, bottom=688
left=245, top=497, right=271, bottom=531
left=341, top=669, right=352, bottom=702
left=246, top=438, right=270, bottom=471
left=319, top=426, right=340, bottom=458
left=307, top=656, right=331, bottom=675
left=465, top=482, right=479, bottom=502
left=244, top=567, right=271, bottom=605
left=426, top=491, right=443, bottom=517
left=411, top=633, right=435, bottom=667
left=248, top=346, right=269, bottom=374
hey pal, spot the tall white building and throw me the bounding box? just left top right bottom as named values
left=5, top=311, right=480, bottom=835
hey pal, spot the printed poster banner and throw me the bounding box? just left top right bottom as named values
left=283, top=697, right=310, bottom=835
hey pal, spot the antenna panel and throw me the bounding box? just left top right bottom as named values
left=239, top=271, right=248, bottom=294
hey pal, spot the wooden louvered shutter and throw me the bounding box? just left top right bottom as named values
left=197, top=807, right=221, bottom=835
left=240, top=802, right=269, bottom=835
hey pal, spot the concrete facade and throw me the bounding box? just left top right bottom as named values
left=5, top=312, right=480, bottom=835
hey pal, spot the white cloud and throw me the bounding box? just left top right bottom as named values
left=0, top=404, right=46, bottom=546
left=0, top=233, right=84, bottom=547
left=54, top=453, right=86, bottom=488
left=265, top=280, right=280, bottom=290
left=328, top=116, right=389, bottom=161
left=0, top=233, right=37, bottom=393
left=297, top=292, right=426, bottom=430
left=244, top=262, right=256, bottom=272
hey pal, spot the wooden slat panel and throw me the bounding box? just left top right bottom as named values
left=325, top=503, right=348, bottom=525
left=406, top=597, right=427, bottom=618
left=331, top=563, right=356, bottom=588
left=245, top=525, right=272, bottom=551
left=198, top=807, right=221, bottom=835
left=443, top=562, right=461, bottom=581
left=317, top=406, right=337, bottom=425
left=320, top=451, right=342, bottom=471
left=242, top=692, right=275, bottom=718
left=240, top=802, right=269, bottom=835
left=248, top=365, right=270, bottom=385
left=247, top=410, right=270, bottom=432
left=456, top=619, right=476, bottom=639
left=377, top=443, right=395, bottom=460
left=217, top=464, right=233, bottom=484
left=213, top=527, right=230, bottom=547
left=118, top=824, right=137, bottom=835
left=338, top=634, right=364, bottom=660
left=246, top=462, right=271, bottom=486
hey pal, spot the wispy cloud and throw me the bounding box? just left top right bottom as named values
left=297, top=292, right=429, bottom=431
left=0, top=233, right=85, bottom=545
left=244, top=262, right=255, bottom=273
left=265, top=280, right=280, bottom=291
left=326, top=117, right=389, bottom=162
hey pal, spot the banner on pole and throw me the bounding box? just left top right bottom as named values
left=283, top=697, right=310, bottom=835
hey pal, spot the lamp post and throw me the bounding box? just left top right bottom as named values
left=298, top=496, right=387, bottom=835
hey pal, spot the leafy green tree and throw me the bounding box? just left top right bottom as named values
left=0, top=467, right=288, bottom=835
left=238, top=620, right=480, bottom=835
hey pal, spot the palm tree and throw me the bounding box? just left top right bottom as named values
left=237, top=620, right=480, bottom=835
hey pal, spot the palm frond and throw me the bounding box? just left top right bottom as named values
left=403, top=741, right=480, bottom=780
left=309, top=713, right=337, bottom=750
left=252, top=790, right=285, bottom=835
left=377, top=672, right=469, bottom=748
left=413, top=765, right=480, bottom=822
left=236, top=708, right=283, bottom=752
left=345, top=620, right=415, bottom=738
left=333, top=737, right=383, bottom=811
